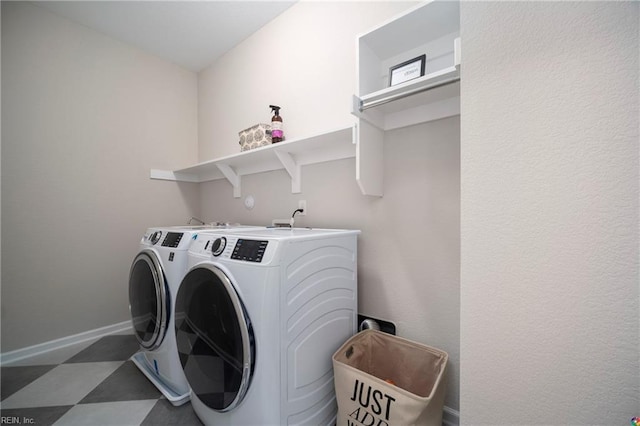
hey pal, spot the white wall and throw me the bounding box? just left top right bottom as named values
left=1, top=2, right=199, bottom=351
left=460, top=2, right=639, bottom=424
left=198, top=1, right=461, bottom=413
left=199, top=1, right=415, bottom=160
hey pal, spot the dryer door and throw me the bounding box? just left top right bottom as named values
left=129, top=250, right=169, bottom=350
left=174, top=264, right=255, bottom=412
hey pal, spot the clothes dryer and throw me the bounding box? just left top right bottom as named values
left=128, top=224, right=261, bottom=405
left=174, top=227, right=359, bottom=425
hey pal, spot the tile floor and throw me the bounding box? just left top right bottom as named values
left=0, top=333, right=203, bottom=425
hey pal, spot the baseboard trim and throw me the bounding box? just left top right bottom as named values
left=443, top=405, right=460, bottom=426
left=0, top=321, right=133, bottom=365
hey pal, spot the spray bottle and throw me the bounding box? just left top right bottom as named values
left=269, top=105, right=284, bottom=143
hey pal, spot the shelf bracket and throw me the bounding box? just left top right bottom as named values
left=274, top=150, right=301, bottom=193
left=216, top=163, right=241, bottom=198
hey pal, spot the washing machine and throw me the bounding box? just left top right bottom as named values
left=128, top=224, right=261, bottom=405
left=174, top=227, right=359, bottom=425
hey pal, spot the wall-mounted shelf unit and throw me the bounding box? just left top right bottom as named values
left=151, top=125, right=382, bottom=198
left=152, top=1, right=459, bottom=200
left=353, top=0, right=460, bottom=131
left=351, top=0, right=460, bottom=197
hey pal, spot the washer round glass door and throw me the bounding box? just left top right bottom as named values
left=129, top=250, right=168, bottom=350
left=174, top=264, right=255, bottom=412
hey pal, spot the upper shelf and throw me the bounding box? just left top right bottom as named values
left=151, top=1, right=460, bottom=200
left=353, top=0, right=460, bottom=130
left=151, top=126, right=356, bottom=197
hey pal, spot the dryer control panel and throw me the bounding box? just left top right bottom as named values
left=161, top=232, right=183, bottom=248
left=142, top=229, right=192, bottom=250
left=231, top=239, right=268, bottom=263
left=191, top=235, right=274, bottom=264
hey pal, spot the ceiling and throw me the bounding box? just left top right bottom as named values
left=31, top=1, right=297, bottom=72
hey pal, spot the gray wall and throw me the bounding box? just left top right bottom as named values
left=1, top=2, right=200, bottom=351
left=460, top=1, right=639, bottom=423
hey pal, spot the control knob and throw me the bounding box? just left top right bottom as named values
left=211, top=237, right=226, bottom=256
left=149, top=231, right=162, bottom=245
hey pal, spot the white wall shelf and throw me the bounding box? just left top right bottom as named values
left=151, top=125, right=381, bottom=197
left=353, top=0, right=460, bottom=131
left=351, top=0, right=460, bottom=197
left=353, top=58, right=460, bottom=131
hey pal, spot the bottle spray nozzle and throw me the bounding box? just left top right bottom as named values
left=269, top=105, right=281, bottom=115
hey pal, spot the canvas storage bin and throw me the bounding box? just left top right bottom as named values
left=332, top=329, right=448, bottom=426
left=239, top=123, right=272, bottom=151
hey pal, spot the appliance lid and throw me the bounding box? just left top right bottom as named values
left=221, top=227, right=360, bottom=239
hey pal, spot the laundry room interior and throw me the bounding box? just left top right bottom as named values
left=1, top=1, right=638, bottom=425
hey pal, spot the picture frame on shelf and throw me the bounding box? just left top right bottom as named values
left=389, top=54, right=426, bottom=86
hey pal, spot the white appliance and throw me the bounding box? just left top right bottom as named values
left=128, top=224, right=260, bottom=405
left=174, top=227, right=359, bottom=425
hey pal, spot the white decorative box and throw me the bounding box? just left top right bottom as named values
left=239, top=123, right=272, bottom=152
